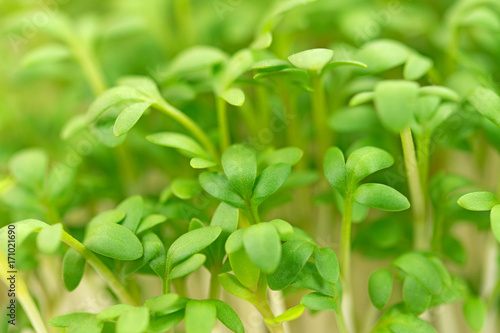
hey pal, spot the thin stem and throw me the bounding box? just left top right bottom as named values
left=216, top=96, right=230, bottom=152
left=335, top=308, right=349, bottom=333
left=311, top=73, right=331, bottom=169
left=209, top=268, right=220, bottom=299
left=400, top=125, right=427, bottom=250
left=68, top=38, right=107, bottom=95
left=340, top=198, right=353, bottom=287
left=163, top=279, right=170, bottom=295
left=246, top=201, right=261, bottom=224
left=0, top=252, right=48, bottom=333
left=417, top=130, right=432, bottom=196
left=156, top=100, right=219, bottom=162
left=60, top=231, right=139, bottom=305
left=251, top=276, right=285, bottom=333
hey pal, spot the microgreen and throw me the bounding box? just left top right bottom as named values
left=2, top=1, right=500, bottom=333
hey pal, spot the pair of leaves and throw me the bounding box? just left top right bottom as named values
left=324, top=146, right=410, bottom=212
left=185, top=299, right=244, bottom=333
left=200, top=145, right=292, bottom=210
left=458, top=191, right=500, bottom=243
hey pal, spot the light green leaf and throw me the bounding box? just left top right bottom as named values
left=144, top=294, right=179, bottom=314
left=368, top=269, right=392, bottom=310
left=147, top=132, right=209, bottom=159
left=393, top=253, right=442, bottom=294
left=220, top=88, right=245, bottom=106
left=403, top=275, right=431, bottom=315
left=345, top=146, right=394, bottom=187
left=458, top=191, right=499, bottom=211
left=324, top=147, right=347, bottom=197
left=374, top=80, right=419, bottom=133
left=219, top=273, right=255, bottom=301
left=87, top=86, right=142, bottom=122
left=274, top=304, right=305, bottom=323
left=113, top=101, right=152, bottom=136
left=171, top=178, right=201, bottom=200
left=148, top=311, right=184, bottom=332
left=84, top=222, right=143, bottom=260
left=169, top=253, right=206, bottom=280
left=252, top=59, right=291, bottom=73
left=117, top=307, right=149, bottom=333
left=329, top=106, right=378, bottom=133
left=49, top=313, right=94, bottom=328
left=62, top=248, right=86, bottom=292
left=355, top=39, right=410, bottom=73
left=491, top=205, right=500, bottom=243
left=97, top=304, right=135, bottom=321
left=269, top=219, right=294, bottom=239
left=9, top=148, right=48, bottom=189
left=206, top=300, right=244, bottom=333
left=251, top=163, right=291, bottom=206
left=117, top=195, right=143, bottom=233
left=322, top=60, right=367, bottom=75
left=349, top=91, right=375, bottom=107
left=463, top=297, right=486, bottom=332
left=268, top=240, right=315, bottom=290
left=222, top=145, right=257, bottom=199
left=301, top=292, right=337, bottom=311
left=88, top=210, right=126, bottom=227
left=243, top=223, right=282, bottom=273
left=288, top=48, right=334, bottom=71
left=468, top=87, right=500, bottom=128
left=403, top=53, right=433, bottom=80
left=217, top=49, right=253, bottom=92
left=354, top=183, right=410, bottom=211
left=251, top=31, right=273, bottom=50
left=37, top=223, right=62, bottom=254
left=22, top=43, right=71, bottom=67
left=225, top=229, right=245, bottom=254
left=229, top=248, right=260, bottom=290
left=148, top=232, right=167, bottom=280
left=420, top=86, right=460, bottom=102
left=314, top=247, right=339, bottom=284
left=137, top=214, right=167, bottom=234
left=258, top=147, right=303, bottom=167
left=210, top=202, right=239, bottom=263
left=185, top=300, right=216, bottom=333
left=199, top=172, right=246, bottom=209
left=166, top=226, right=221, bottom=270
left=0, top=219, right=48, bottom=248
left=164, top=46, right=228, bottom=78
left=67, top=315, right=103, bottom=333
left=190, top=157, right=217, bottom=169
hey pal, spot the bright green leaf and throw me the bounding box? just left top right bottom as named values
left=314, top=247, right=339, bottom=284
left=171, top=178, right=201, bottom=200
left=324, top=147, right=347, bottom=197
left=206, top=300, right=244, bottom=333
left=185, top=300, right=216, bottom=333
left=222, top=145, right=257, bottom=199
left=199, top=172, right=246, bottom=209
left=169, top=253, right=206, bottom=280
left=274, top=304, right=305, bottom=322
left=354, top=183, right=410, bottom=211
left=288, top=48, right=334, bottom=71
left=403, top=275, right=431, bottom=315
left=37, top=223, right=62, bottom=254
left=468, top=87, right=500, bottom=128
left=84, top=222, right=143, bottom=260
left=220, top=88, right=245, bottom=106
left=374, top=80, right=419, bottom=133
left=62, top=248, right=86, bottom=292
left=218, top=273, right=255, bottom=301
left=345, top=146, right=394, bottom=187
left=137, top=214, right=167, bottom=234
left=463, top=297, right=486, bottom=332
left=368, top=268, right=392, bottom=309
left=458, top=191, right=499, bottom=211
left=393, top=253, right=442, bottom=294
left=251, top=163, right=291, bottom=207
left=243, top=223, right=282, bottom=273
left=144, top=294, right=180, bottom=314
left=113, top=101, right=152, bottom=137
left=116, top=307, right=149, bottom=333
left=166, top=226, right=221, bottom=270
left=301, top=292, right=337, bottom=311
left=97, top=304, right=135, bottom=321
left=403, top=53, right=433, bottom=80
left=147, top=132, right=209, bottom=159
left=117, top=195, right=143, bottom=233
left=268, top=240, right=315, bottom=290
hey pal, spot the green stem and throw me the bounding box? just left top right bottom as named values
left=335, top=308, right=349, bottom=333
left=163, top=279, right=170, bottom=295
left=251, top=276, right=284, bottom=333
left=0, top=252, right=48, bottom=333
left=311, top=73, right=330, bottom=169
left=216, top=96, right=230, bottom=152
left=340, top=198, right=353, bottom=288
left=68, top=38, right=107, bottom=95
left=400, top=125, right=427, bottom=250
left=246, top=201, right=260, bottom=224
left=60, top=231, right=139, bottom=305
left=417, top=130, right=431, bottom=196
left=156, top=100, right=219, bottom=162
left=209, top=268, right=220, bottom=299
